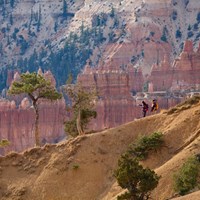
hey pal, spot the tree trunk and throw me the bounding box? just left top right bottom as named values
left=33, top=101, right=40, bottom=146
left=76, top=109, right=84, bottom=135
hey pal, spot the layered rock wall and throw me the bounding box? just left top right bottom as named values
left=0, top=98, right=66, bottom=155
left=150, top=41, right=200, bottom=92
left=77, top=40, right=200, bottom=130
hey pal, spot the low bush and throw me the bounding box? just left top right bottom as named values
left=72, top=164, right=80, bottom=170
left=0, top=139, right=10, bottom=147
left=114, top=154, right=160, bottom=200
left=128, top=132, right=164, bottom=160
left=173, top=156, right=200, bottom=195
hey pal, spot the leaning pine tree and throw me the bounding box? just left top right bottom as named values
left=64, top=83, right=97, bottom=137
left=8, top=72, right=62, bottom=146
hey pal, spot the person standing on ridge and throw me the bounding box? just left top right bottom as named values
left=151, top=99, right=159, bottom=112
left=139, top=100, right=149, bottom=117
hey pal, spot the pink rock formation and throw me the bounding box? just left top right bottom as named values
left=149, top=40, right=200, bottom=92
left=20, top=97, right=31, bottom=109
left=77, top=40, right=200, bottom=131
left=183, top=40, right=194, bottom=53
left=0, top=98, right=66, bottom=155
left=43, top=70, right=56, bottom=87
left=6, top=70, right=15, bottom=87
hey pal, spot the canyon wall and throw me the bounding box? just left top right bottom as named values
left=1, top=40, right=200, bottom=154
left=0, top=99, right=66, bottom=155
left=78, top=40, right=200, bottom=130
left=150, top=40, right=200, bottom=91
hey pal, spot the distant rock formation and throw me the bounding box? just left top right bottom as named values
left=77, top=40, right=200, bottom=130
left=1, top=40, right=200, bottom=154
left=150, top=40, right=200, bottom=92
left=0, top=70, right=66, bottom=155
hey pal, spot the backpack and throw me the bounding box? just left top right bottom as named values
left=152, top=102, right=158, bottom=111
left=155, top=102, right=158, bottom=110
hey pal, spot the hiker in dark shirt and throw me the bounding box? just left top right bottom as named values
left=139, top=100, right=149, bottom=117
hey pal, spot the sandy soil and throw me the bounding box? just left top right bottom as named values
left=0, top=99, right=200, bottom=200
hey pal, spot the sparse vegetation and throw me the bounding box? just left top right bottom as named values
left=161, top=26, right=168, bottom=42
left=114, top=153, right=160, bottom=200
left=196, top=12, right=200, bottom=23
left=63, top=0, right=68, bottom=18
left=176, top=29, right=182, bottom=39
left=143, top=81, right=149, bottom=92
left=11, top=21, right=107, bottom=88
left=128, top=132, right=164, bottom=160
left=173, top=156, right=200, bottom=195
left=110, top=6, right=115, bottom=18
left=171, top=10, right=177, bottom=20
left=187, top=31, right=194, bottom=38
left=64, top=83, right=97, bottom=137
left=92, top=13, right=108, bottom=27
left=193, top=23, right=199, bottom=31
left=114, top=132, right=163, bottom=199
left=188, top=25, right=191, bottom=31
left=0, top=139, right=10, bottom=147
left=72, top=164, right=80, bottom=170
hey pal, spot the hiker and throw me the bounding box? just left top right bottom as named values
left=139, top=100, right=149, bottom=117
left=151, top=99, right=159, bottom=112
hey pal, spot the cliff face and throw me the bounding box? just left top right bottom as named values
left=0, top=99, right=66, bottom=155
left=150, top=40, right=200, bottom=92
left=77, top=40, right=200, bottom=130
left=1, top=0, right=200, bottom=87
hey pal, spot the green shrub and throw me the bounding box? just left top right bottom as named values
left=176, top=29, right=182, bottom=39
left=196, top=12, right=200, bottom=23
left=171, top=10, right=177, bottom=20
left=114, top=154, right=160, bottom=200
left=0, top=139, right=10, bottom=147
left=173, top=156, right=200, bottom=195
left=187, top=31, right=194, bottom=38
left=72, top=164, right=80, bottom=170
left=160, top=26, right=168, bottom=42
left=128, top=132, right=164, bottom=160
left=64, top=119, right=78, bottom=137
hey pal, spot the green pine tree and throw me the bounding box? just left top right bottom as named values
left=64, top=83, right=97, bottom=136
left=114, top=154, right=160, bottom=200
left=8, top=72, right=62, bottom=146
left=63, top=0, right=67, bottom=17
